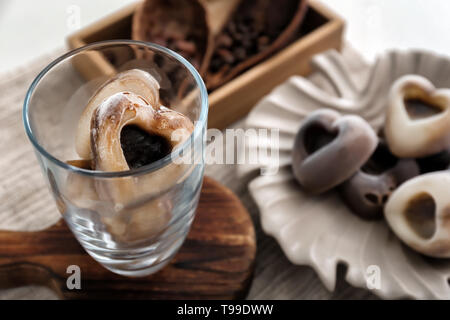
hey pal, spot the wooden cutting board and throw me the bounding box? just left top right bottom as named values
left=0, top=177, right=256, bottom=299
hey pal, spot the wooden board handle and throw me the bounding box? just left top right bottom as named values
left=0, top=220, right=89, bottom=295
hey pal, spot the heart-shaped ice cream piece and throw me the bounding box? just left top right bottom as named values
left=75, top=69, right=160, bottom=159
left=385, top=171, right=450, bottom=258
left=89, top=91, right=193, bottom=243
left=384, top=75, right=450, bottom=158
left=292, top=109, right=378, bottom=194
left=91, top=92, right=193, bottom=173
left=339, top=141, right=419, bottom=220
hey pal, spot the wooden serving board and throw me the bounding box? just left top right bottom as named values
left=0, top=177, right=256, bottom=299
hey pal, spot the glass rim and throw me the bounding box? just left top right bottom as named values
left=23, top=39, right=208, bottom=178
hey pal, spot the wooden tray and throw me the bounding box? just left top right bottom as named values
left=67, top=0, right=344, bottom=129
left=0, top=177, right=256, bottom=299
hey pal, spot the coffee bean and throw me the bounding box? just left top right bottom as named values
left=233, top=47, right=247, bottom=61
left=153, top=37, right=168, bottom=47
left=241, top=36, right=253, bottom=49
left=258, top=36, right=270, bottom=46
left=175, top=40, right=197, bottom=55
left=217, top=49, right=235, bottom=64
left=216, top=34, right=233, bottom=48
left=163, top=27, right=185, bottom=41
left=210, top=57, right=223, bottom=72
left=153, top=53, right=165, bottom=67
left=237, top=22, right=249, bottom=35
left=232, top=31, right=243, bottom=41
left=227, top=21, right=237, bottom=35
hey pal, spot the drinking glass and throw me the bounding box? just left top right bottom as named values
left=23, top=40, right=208, bottom=277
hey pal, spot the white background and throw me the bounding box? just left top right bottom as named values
left=1, top=0, right=450, bottom=73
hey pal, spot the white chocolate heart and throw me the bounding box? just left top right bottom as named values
left=385, top=171, right=450, bottom=258
left=385, top=75, right=450, bottom=158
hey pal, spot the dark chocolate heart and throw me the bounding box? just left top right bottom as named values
left=339, top=141, right=420, bottom=220
left=292, top=109, right=378, bottom=194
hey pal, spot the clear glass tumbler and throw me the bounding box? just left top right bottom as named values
left=23, top=40, right=208, bottom=277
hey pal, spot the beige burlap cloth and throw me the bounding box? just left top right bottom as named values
left=0, top=45, right=377, bottom=300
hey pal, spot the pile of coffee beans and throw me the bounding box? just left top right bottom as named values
left=149, top=20, right=202, bottom=70
left=209, top=23, right=270, bottom=74
left=209, top=0, right=300, bottom=75
left=135, top=0, right=208, bottom=71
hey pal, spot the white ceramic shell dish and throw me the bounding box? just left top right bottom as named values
left=240, top=49, right=450, bottom=299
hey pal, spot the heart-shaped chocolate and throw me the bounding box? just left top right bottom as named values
left=292, top=109, right=378, bottom=194
left=339, top=141, right=419, bottom=220
left=385, top=75, right=450, bottom=158
left=385, top=172, right=450, bottom=258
